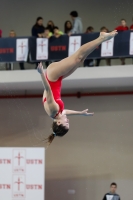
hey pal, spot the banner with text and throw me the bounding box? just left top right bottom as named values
left=0, top=31, right=133, bottom=63
left=129, top=32, right=133, bottom=55
left=0, top=147, right=45, bottom=200
left=16, top=39, right=29, bottom=61
left=101, top=38, right=114, bottom=57
left=68, top=36, right=81, bottom=56
left=36, top=38, right=48, bottom=60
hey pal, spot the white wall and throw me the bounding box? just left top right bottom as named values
left=0, top=66, right=133, bottom=95
left=0, top=0, right=133, bottom=37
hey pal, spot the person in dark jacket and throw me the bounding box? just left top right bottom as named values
left=31, top=17, right=45, bottom=68
left=102, top=182, right=121, bottom=200
left=31, top=17, right=45, bottom=37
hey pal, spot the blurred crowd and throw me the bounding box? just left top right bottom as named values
left=0, top=11, right=133, bottom=69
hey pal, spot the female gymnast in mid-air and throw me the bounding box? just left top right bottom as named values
left=37, top=30, right=118, bottom=145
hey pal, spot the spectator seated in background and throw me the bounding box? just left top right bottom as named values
left=9, top=30, right=16, bottom=37
left=31, top=17, right=45, bottom=69
left=42, top=27, right=53, bottom=68
left=64, top=20, right=72, bottom=34
left=42, top=27, right=53, bottom=38
left=32, top=17, right=45, bottom=37
left=69, top=11, right=83, bottom=35
left=0, top=29, right=2, bottom=37
left=115, top=19, right=128, bottom=65
left=6, top=30, right=25, bottom=70
left=84, top=26, right=94, bottom=67
left=130, top=17, right=133, bottom=30
left=85, top=26, right=94, bottom=33
left=115, top=19, right=129, bottom=31
left=47, top=20, right=55, bottom=33
left=96, top=26, right=111, bottom=67
left=53, top=26, right=63, bottom=38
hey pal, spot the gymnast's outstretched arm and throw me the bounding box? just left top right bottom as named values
left=64, top=109, right=94, bottom=116
left=38, top=63, right=51, bottom=91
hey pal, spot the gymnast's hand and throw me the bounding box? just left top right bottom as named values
left=81, top=109, right=94, bottom=116
left=37, top=62, right=43, bottom=74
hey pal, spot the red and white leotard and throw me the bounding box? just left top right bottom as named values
left=43, top=73, right=64, bottom=118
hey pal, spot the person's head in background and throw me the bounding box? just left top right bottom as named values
left=64, top=20, right=72, bottom=34
left=110, top=182, right=117, bottom=194
left=9, top=30, right=16, bottom=37
left=47, top=20, right=55, bottom=33
left=86, top=26, right=94, bottom=33
left=43, top=27, right=52, bottom=38
left=35, top=17, right=44, bottom=27
left=70, top=11, right=78, bottom=21
left=53, top=26, right=61, bottom=38
left=100, top=26, right=108, bottom=32
left=121, top=19, right=127, bottom=27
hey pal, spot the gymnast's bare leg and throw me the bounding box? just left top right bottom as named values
left=47, top=30, right=118, bottom=81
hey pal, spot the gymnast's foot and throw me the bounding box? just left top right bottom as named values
left=100, top=30, right=118, bottom=42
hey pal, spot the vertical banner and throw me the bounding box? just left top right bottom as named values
left=101, top=37, right=114, bottom=57
left=129, top=32, right=133, bottom=55
left=68, top=36, right=81, bottom=56
left=16, top=39, right=28, bottom=61
left=0, top=148, right=45, bottom=200
left=36, top=38, right=48, bottom=60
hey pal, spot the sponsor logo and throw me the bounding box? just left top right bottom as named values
left=0, top=159, right=11, bottom=164
left=50, top=46, right=66, bottom=51
left=26, top=159, right=43, bottom=164
left=12, top=175, right=25, bottom=198
left=0, top=184, right=11, bottom=189
left=0, top=48, right=14, bottom=54
left=13, top=149, right=26, bottom=173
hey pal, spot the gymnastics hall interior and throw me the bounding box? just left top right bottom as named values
left=0, top=64, right=133, bottom=200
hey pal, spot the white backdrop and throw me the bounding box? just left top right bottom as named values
left=0, top=148, right=45, bottom=200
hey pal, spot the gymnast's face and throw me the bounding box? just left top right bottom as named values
left=57, top=114, right=69, bottom=129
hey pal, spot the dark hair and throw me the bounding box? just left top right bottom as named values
left=47, top=20, right=55, bottom=33
left=47, top=20, right=55, bottom=27
left=100, top=26, right=108, bottom=32
left=45, top=26, right=50, bottom=31
left=45, top=121, right=69, bottom=145
left=70, top=11, right=78, bottom=17
left=110, top=182, right=117, bottom=187
left=53, top=26, right=59, bottom=30
left=121, top=18, right=126, bottom=22
left=34, top=17, right=44, bottom=28
left=86, top=26, right=94, bottom=33
left=64, top=20, right=72, bottom=33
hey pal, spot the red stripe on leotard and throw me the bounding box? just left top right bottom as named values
left=43, top=73, right=64, bottom=118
